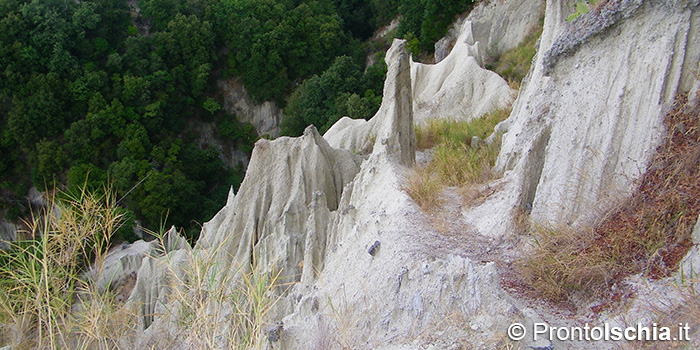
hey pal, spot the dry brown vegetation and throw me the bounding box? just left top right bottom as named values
left=0, top=187, right=136, bottom=350
left=0, top=187, right=282, bottom=350
left=520, top=94, right=700, bottom=302
left=405, top=108, right=510, bottom=213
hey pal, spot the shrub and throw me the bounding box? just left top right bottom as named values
left=566, top=0, right=599, bottom=22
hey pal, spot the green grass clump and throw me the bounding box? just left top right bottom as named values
left=0, top=186, right=130, bottom=349
left=432, top=140, right=501, bottom=187
left=487, top=22, right=543, bottom=85
left=566, top=0, right=600, bottom=22
left=416, top=108, right=510, bottom=150
left=406, top=108, right=511, bottom=211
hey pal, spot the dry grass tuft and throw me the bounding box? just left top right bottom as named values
left=520, top=94, right=700, bottom=302
left=403, top=166, right=443, bottom=211
left=69, top=287, right=138, bottom=350
left=519, top=225, right=614, bottom=301
left=142, top=226, right=286, bottom=349
left=406, top=108, right=510, bottom=212
left=0, top=186, right=132, bottom=349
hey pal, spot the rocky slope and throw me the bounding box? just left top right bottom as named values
left=218, top=77, right=284, bottom=138
left=472, top=0, right=700, bottom=235
left=104, top=1, right=700, bottom=349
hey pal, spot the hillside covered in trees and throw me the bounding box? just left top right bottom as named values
left=0, top=0, right=474, bottom=241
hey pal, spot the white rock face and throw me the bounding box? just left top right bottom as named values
left=0, top=221, right=17, bottom=249
left=123, top=39, right=538, bottom=350
left=277, top=40, right=526, bottom=350
left=435, top=0, right=545, bottom=65
left=88, top=239, right=152, bottom=291
left=325, top=39, right=416, bottom=166
left=217, top=78, right=283, bottom=137
left=411, top=19, right=515, bottom=124
left=196, top=125, right=362, bottom=284
left=490, top=0, right=700, bottom=228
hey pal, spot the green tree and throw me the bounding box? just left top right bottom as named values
left=281, top=55, right=367, bottom=136
left=8, top=84, right=67, bottom=148
left=117, top=123, right=151, bottom=160
left=140, top=0, right=183, bottom=31
left=220, top=0, right=347, bottom=103
left=370, top=0, right=399, bottom=26
left=66, top=162, right=108, bottom=192
left=203, top=97, right=221, bottom=115
left=31, top=138, right=66, bottom=189
left=333, top=0, right=376, bottom=40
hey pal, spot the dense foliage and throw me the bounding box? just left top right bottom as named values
left=0, top=0, right=247, bottom=240
left=0, top=0, right=471, bottom=241
left=395, top=0, right=474, bottom=54
left=280, top=54, right=385, bottom=136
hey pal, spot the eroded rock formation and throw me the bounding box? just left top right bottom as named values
left=114, top=1, right=700, bottom=349
left=324, top=39, right=416, bottom=165
left=469, top=0, right=700, bottom=233
left=279, top=39, right=523, bottom=349
left=410, top=18, right=516, bottom=124
left=217, top=78, right=283, bottom=137
left=435, top=0, right=545, bottom=65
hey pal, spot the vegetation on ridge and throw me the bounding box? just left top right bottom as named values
left=487, top=19, right=544, bottom=86
left=0, top=186, right=132, bottom=349
left=0, top=186, right=283, bottom=349
left=519, top=94, right=700, bottom=302
left=405, top=108, right=510, bottom=211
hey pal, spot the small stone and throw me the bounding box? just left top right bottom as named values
left=368, top=240, right=381, bottom=256
left=265, top=322, right=283, bottom=342
left=341, top=204, right=355, bottom=215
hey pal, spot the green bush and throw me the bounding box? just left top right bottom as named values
left=487, top=21, right=543, bottom=85
left=566, top=0, right=597, bottom=22
left=281, top=55, right=386, bottom=136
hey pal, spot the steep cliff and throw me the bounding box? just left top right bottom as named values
left=483, top=0, right=700, bottom=230
left=124, top=36, right=539, bottom=349
left=435, top=0, right=545, bottom=65
left=117, top=1, right=700, bottom=349
left=281, top=39, right=519, bottom=349
left=218, top=78, right=284, bottom=138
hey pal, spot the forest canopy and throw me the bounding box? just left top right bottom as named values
left=0, top=0, right=473, bottom=242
